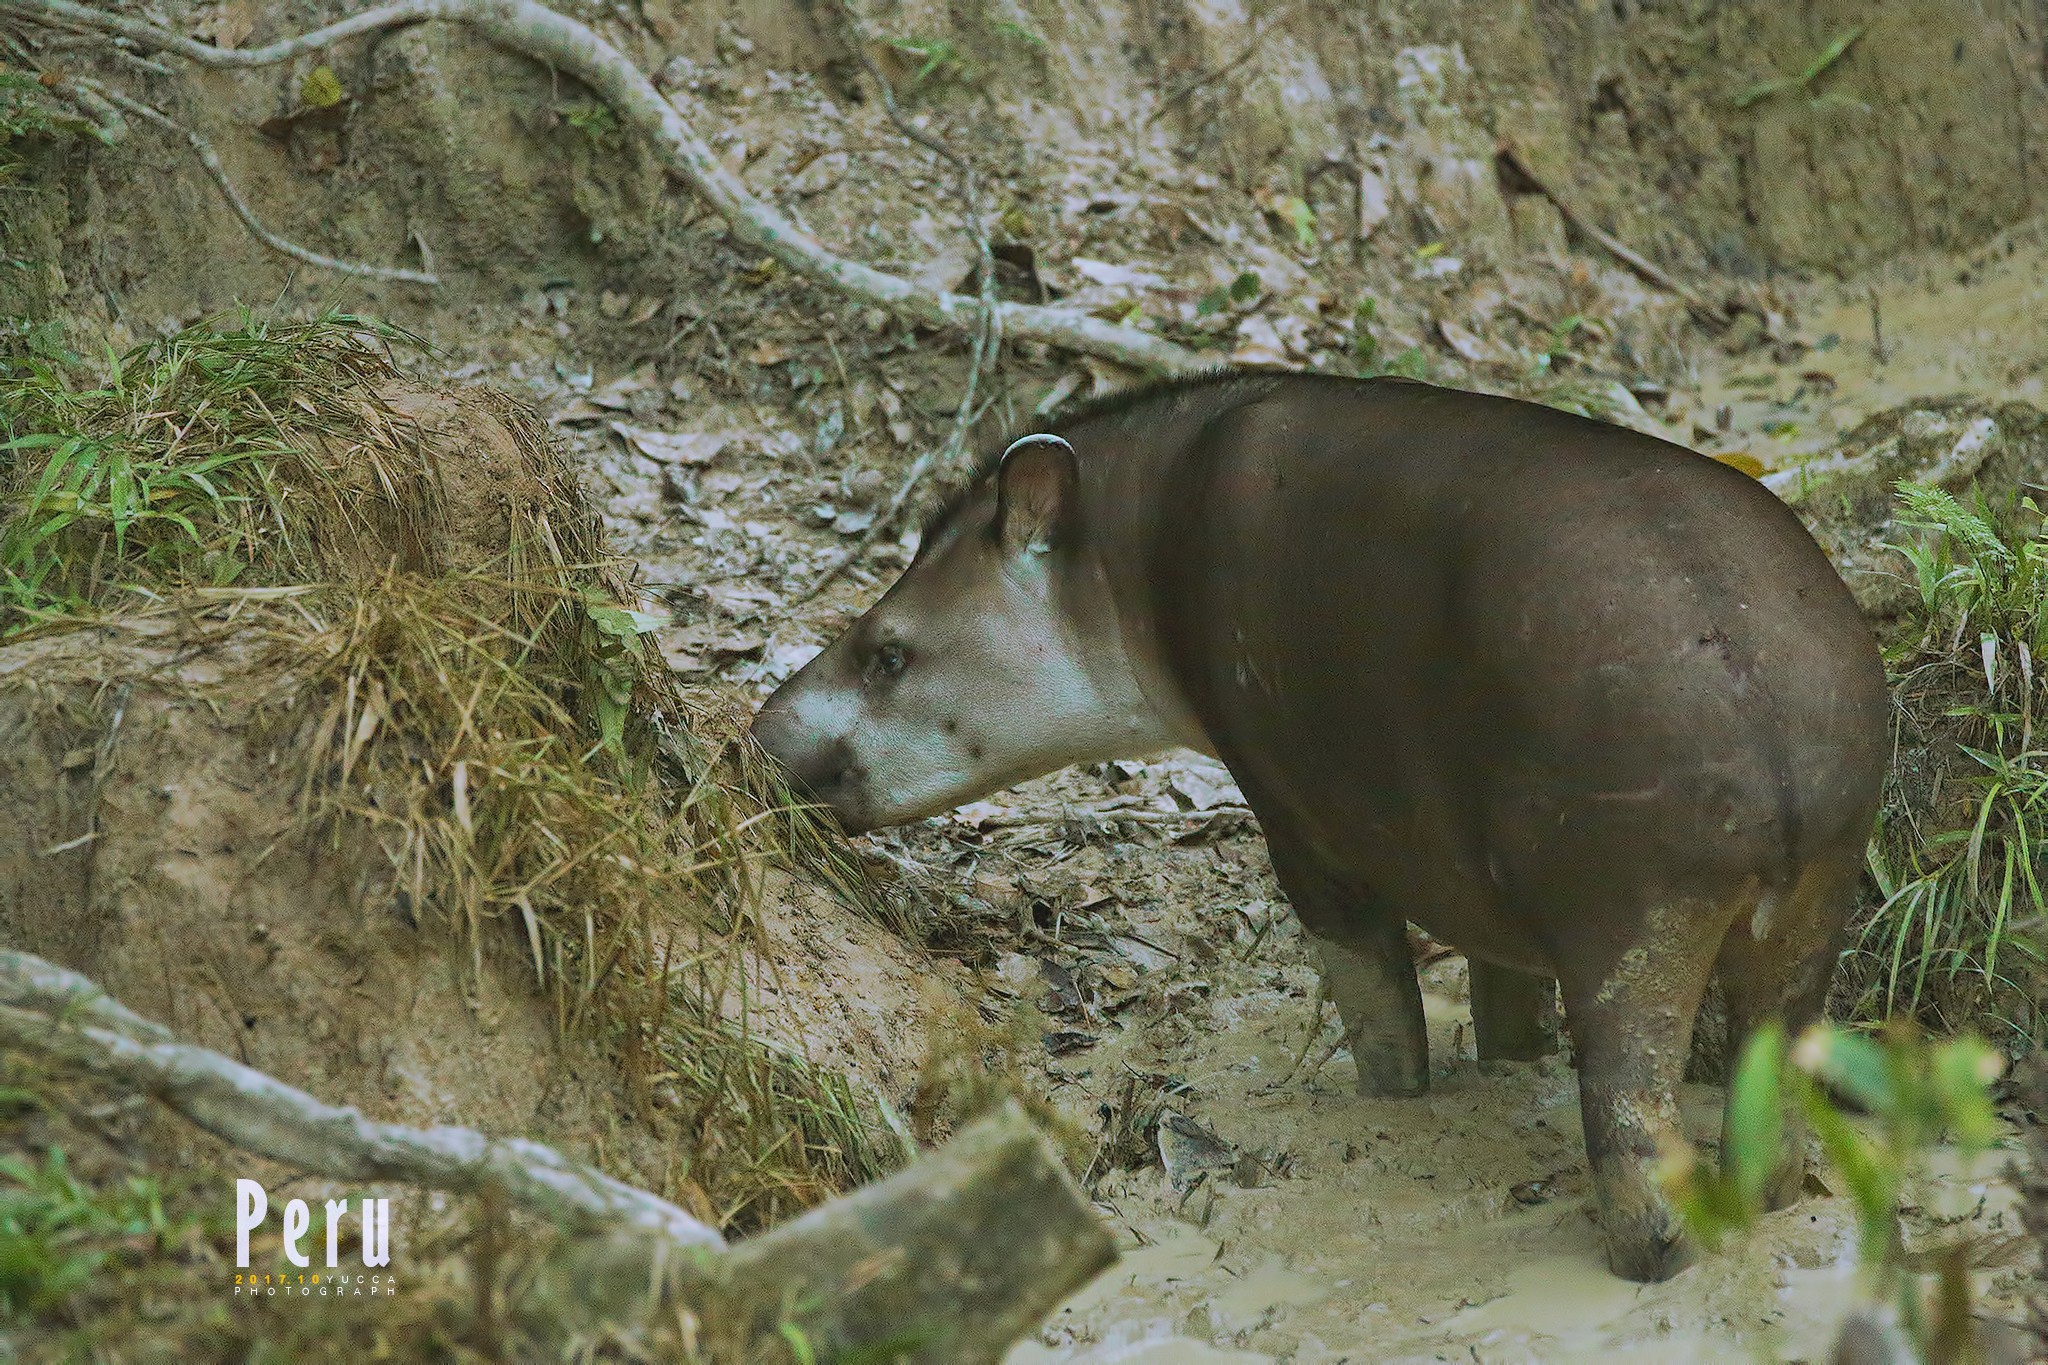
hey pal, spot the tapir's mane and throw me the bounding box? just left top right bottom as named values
left=915, top=364, right=1271, bottom=551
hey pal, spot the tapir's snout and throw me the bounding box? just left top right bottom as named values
left=748, top=695, right=877, bottom=834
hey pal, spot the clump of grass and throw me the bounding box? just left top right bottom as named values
left=1857, top=482, right=2048, bottom=1050
left=0, top=312, right=422, bottom=629
left=0, top=313, right=898, bottom=1242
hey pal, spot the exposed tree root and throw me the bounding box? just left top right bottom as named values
left=0, top=949, right=723, bottom=1250
left=4, top=0, right=1200, bottom=374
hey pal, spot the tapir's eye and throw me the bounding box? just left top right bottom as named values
left=874, top=642, right=908, bottom=679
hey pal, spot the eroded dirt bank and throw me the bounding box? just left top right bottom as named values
left=5, top=0, right=2048, bottom=1356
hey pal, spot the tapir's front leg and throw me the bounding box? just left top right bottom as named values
left=1264, top=830, right=1429, bottom=1097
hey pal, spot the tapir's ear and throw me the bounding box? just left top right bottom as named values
left=994, top=433, right=1077, bottom=556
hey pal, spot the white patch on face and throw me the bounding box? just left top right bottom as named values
left=852, top=615, right=1120, bottom=824
left=760, top=526, right=1177, bottom=830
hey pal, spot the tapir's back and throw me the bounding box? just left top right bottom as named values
left=1144, top=376, right=1887, bottom=927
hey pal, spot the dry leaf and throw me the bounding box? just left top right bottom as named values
left=609, top=422, right=732, bottom=466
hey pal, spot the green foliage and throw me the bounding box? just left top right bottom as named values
left=554, top=98, right=621, bottom=150
left=1661, top=1023, right=2004, bottom=1355
left=297, top=65, right=346, bottom=110
left=1378, top=346, right=1432, bottom=381
left=1862, top=483, right=2048, bottom=1047
left=889, top=36, right=965, bottom=86
left=988, top=18, right=1047, bottom=49
left=0, top=69, right=58, bottom=186
left=0, top=311, right=416, bottom=634
left=0, top=1146, right=181, bottom=1317
left=1351, top=297, right=1378, bottom=369
left=1196, top=271, right=1262, bottom=318
left=582, top=592, right=665, bottom=758
left=1270, top=194, right=1315, bottom=251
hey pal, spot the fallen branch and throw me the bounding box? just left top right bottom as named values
left=1496, top=141, right=1747, bottom=331
left=529, top=1099, right=1117, bottom=1362
left=82, top=81, right=439, bottom=286
left=4, top=948, right=1115, bottom=1359
left=0, top=949, right=721, bottom=1250
left=4, top=0, right=1198, bottom=375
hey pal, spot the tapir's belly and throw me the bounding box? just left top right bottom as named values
left=1238, top=757, right=1561, bottom=975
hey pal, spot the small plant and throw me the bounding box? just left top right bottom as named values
left=1350, top=297, right=1378, bottom=369
left=988, top=18, right=1046, bottom=49
left=1733, top=25, right=1865, bottom=110
left=1861, top=483, right=2048, bottom=1048
left=888, top=36, right=965, bottom=86
left=1195, top=271, right=1261, bottom=318
left=1528, top=313, right=1587, bottom=376
left=0, top=1147, right=180, bottom=1316
left=1661, top=1022, right=2006, bottom=1357
left=1378, top=346, right=1432, bottom=382
left=554, top=98, right=621, bottom=150
left=0, top=69, right=57, bottom=186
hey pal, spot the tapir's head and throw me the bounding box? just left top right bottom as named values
left=751, top=434, right=1158, bottom=833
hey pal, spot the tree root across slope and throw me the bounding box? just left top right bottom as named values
left=1, top=0, right=1199, bottom=376
left=1, top=948, right=1113, bottom=1361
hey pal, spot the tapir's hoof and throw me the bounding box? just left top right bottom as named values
left=1603, top=1214, right=1695, bottom=1283
left=1761, top=1155, right=1808, bottom=1213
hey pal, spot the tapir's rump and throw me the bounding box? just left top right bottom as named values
left=751, top=370, right=1888, bottom=1283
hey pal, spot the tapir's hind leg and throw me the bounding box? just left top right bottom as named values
left=1265, top=831, right=1429, bottom=1097
left=1714, top=852, right=1860, bottom=1211
left=1557, top=900, right=1729, bottom=1282
left=1469, top=960, right=1560, bottom=1062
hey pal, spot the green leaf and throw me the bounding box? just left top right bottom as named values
left=1229, top=270, right=1262, bottom=303
left=299, top=65, right=346, bottom=110
left=1725, top=1022, right=1786, bottom=1210
left=779, top=1323, right=817, bottom=1365
left=1799, top=26, right=1865, bottom=84
left=1801, top=1028, right=1897, bottom=1115
left=1929, top=1039, right=2002, bottom=1154
left=1273, top=195, right=1315, bottom=251
left=586, top=601, right=661, bottom=638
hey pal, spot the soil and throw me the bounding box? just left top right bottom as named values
left=4, top=0, right=2047, bottom=1356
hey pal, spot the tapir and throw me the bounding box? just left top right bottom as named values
left=750, top=370, right=1888, bottom=1281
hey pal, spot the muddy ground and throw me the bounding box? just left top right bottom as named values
left=7, top=0, right=2048, bottom=1357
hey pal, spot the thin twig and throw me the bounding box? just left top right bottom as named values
left=82, top=81, right=439, bottom=286
left=1, top=0, right=1196, bottom=374
left=799, top=0, right=1003, bottom=599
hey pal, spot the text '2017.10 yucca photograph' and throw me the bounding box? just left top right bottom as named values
left=0, top=1, right=2043, bottom=1361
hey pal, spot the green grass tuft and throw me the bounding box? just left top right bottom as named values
left=1854, top=482, right=2048, bottom=1050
